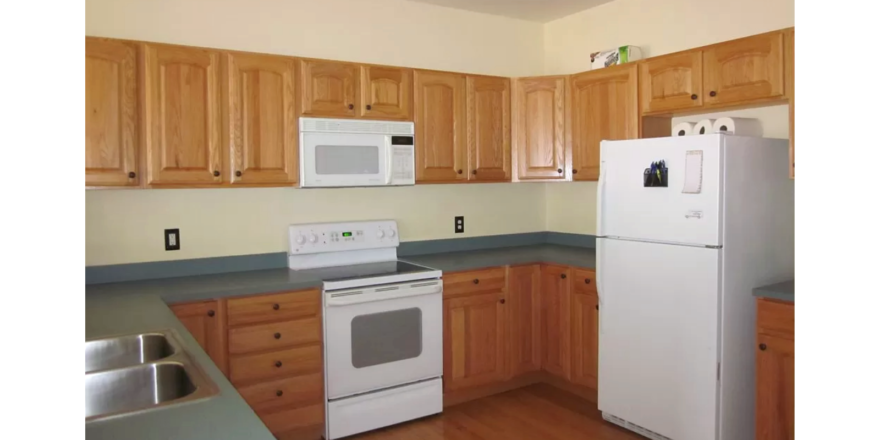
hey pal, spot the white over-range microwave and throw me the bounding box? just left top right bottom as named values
left=299, top=117, right=415, bottom=188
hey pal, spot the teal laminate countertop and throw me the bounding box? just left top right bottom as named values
left=753, top=280, right=795, bottom=303
left=403, top=244, right=596, bottom=272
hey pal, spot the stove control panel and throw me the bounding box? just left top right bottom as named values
left=288, top=220, right=400, bottom=255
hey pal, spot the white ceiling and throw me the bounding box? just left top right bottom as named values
left=405, top=0, right=614, bottom=23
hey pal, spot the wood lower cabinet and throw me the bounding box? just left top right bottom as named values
left=223, top=52, right=298, bottom=185
left=512, top=76, right=568, bottom=181
left=443, top=269, right=508, bottom=391
left=570, top=269, right=599, bottom=388
left=704, top=32, right=785, bottom=107
left=169, top=300, right=228, bottom=375
left=756, top=298, right=794, bottom=440
left=639, top=50, right=703, bottom=114
left=299, top=59, right=359, bottom=118
left=570, top=65, right=638, bottom=181
left=360, top=65, right=413, bottom=120
left=143, top=43, right=224, bottom=186
left=540, top=264, right=571, bottom=380
left=414, top=70, right=468, bottom=182
left=85, top=38, right=139, bottom=187
left=467, top=76, right=511, bottom=181
left=507, top=265, right=542, bottom=376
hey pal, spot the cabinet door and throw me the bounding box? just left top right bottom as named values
left=299, top=59, right=359, bottom=117
left=223, top=52, right=298, bottom=185
left=414, top=70, right=467, bottom=182
left=756, top=334, right=794, bottom=440
left=170, top=300, right=228, bottom=375
left=144, top=44, right=223, bottom=185
left=571, top=291, right=599, bottom=388
left=540, top=265, right=570, bottom=380
left=443, top=291, right=507, bottom=391
left=704, top=32, right=785, bottom=106
left=467, top=76, right=511, bottom=181
left=570, top=64, right=638, bottom=181
left=513, top=77, right=567, bottom=181
left=360, top=65, right=413, bottom=120
left=86, top=38, right=139, bottom=187
left=639, top=51, right=703, bottom=114
left=785, top=28, right=794, bottom=179
left=507, top=265, right=541, bottom=376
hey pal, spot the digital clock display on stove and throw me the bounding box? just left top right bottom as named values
left=342, top=232, right=353, bottom=237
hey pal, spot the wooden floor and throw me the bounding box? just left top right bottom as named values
left=348, top=384, right=644, bottom=440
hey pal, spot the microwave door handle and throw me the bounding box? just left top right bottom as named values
left=386, top=138, right=393, bottom=184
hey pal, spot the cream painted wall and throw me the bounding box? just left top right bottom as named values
left=85, top=0, right=544, bottom=77
left=543, top=0, right=793, bottom=235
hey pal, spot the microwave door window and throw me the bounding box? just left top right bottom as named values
left=316, top=145, right=380, bottom=175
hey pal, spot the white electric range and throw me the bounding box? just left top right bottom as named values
left=288, top=220, right=443, bottom=440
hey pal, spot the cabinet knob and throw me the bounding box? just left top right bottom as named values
left=275, top=361, right=283, bottom=368
left=128, top=172, right=136, bottom=179
left=348, top=104, right=354, bottom=110
left=473, top=279, right=480, bottom=284
left=472, top=170, right=477, bottom=175
left=366, top=104, right=372, bottom=110
left=273, top=303, right=280, bottom=310
left=213, top=170, right=220, bottom=177
left=759, top=343, right=767, bottom=351
left=585, top=279, right=591, bottom=284
left=499, top=299, right=506, bottom=304
left=207, top=310, right=215, bottom=317
left=276, top=390, right=283, bottom=397
left=235, top=171, right=242, bottom=177
left=572, top=169, right=578, bottom=174
left=561, top=273, right=567, bottom=279
left=274, top=332, right=281, bottom=339
left=557, top=168, right=563, bottom=174
left=691, top=94, right=698, bottom=100
left=710, top=91, right=717, bottom=97
left=457, top=169, right=463, bottom=174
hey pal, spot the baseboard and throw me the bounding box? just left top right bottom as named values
left=442, top=372, right=544, bottom=407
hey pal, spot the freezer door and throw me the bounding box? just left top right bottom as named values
left=597, top=238, right=720, bottom=440
left=598, top=135, right=723, bottom=246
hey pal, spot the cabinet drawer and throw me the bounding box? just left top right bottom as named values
left=757, top=298, right=794, bottom=339
left=229, top=345, right=322, bottom=384
left=258, top=402, right=324, bottom=434
left=443, top=267, right=506, bottom=298
left=227, top=289, right=320, bottom=327
left=237, top=372, right=323, bottom=413
left=572, top=268, right=597, bottom=295
left=229, top=317, right=321, bottom=355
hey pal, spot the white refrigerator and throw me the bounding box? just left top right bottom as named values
left=595, top=134, right=793, bottom=440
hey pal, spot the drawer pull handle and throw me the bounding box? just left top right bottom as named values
left=207, top=310, right=215, bottom=317
left=473, top=279, right=480, bottom=284
left=585, top=279, right=591, bottom=284
left=274, top=332, right=281, bottom=339
left=275, top=361, right=283, bottom=368
left=273, top=304, right=280, bottom=310
left=561, top=274, right=567, bottom=279
left=276, top=390, right=283, bottom=397
left=499, top=299, right=506, bottom=304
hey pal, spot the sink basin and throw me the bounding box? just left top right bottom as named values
left=86, top=333, right=177, bottom=373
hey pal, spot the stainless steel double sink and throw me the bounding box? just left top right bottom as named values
left=85, top=330, right=218, bottom=422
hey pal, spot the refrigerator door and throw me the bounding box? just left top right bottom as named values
left=597, top=238, right=719, bottom=440
left=598, top=135, right=723, bottom=246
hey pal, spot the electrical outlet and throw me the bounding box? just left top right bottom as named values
left=454, top=216, right=464, bottom=234
left=165, top=229, right=180, bottom=251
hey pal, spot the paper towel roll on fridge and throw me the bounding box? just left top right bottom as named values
left=672, top=122, right=695, bottom=137
left=693, top=119, right=716, bottom=135
left=713, top=117, right=763, bottom=136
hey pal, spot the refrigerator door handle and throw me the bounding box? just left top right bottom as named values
left=596, top=237, right=605, bottom=334
left=596, top=160, right=607, bottom=237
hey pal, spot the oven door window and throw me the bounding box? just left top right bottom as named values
left=316, top=145, right=380, bottom=175
left=351, top=308, right=422, bottom=368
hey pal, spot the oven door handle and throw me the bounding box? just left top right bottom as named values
left=326, top=282, right=441, bottom=307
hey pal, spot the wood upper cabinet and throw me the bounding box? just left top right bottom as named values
left=443, top=289, right=507, bottom=391
left=540, top=264, right=571, bottom=380
left=704, top=32, right=785, bottom=106
left=756, top=334, right=794, bottom=440
left=170, top=300, right=228, bottom=375
left=512, top=76, right=568, bottom=181
left=467, top=76, right=511, bottom=181
left=85, top=38, right=139, bottom=187
left=299, top=59, right=359, bottom=117
left=223, top=52, right=298, bottom=185
left=785, top=28, right=794, bottom=179
left=570, top=65, right=638, bottom=181
left=360, top=65, right=413, bottom=120
left=414, top=70, right=467, bottom=182
left=507, top=265, right=541, bottom=376
left=639, top=51, right=703, bottom=114
left=143, top=44, right=223, bottom=185
left=570, top=269, right=599, bottom=388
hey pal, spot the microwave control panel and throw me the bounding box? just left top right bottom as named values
left=288, top=220, right=399, bottom=255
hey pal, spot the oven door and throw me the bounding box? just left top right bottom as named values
left=301, top=132, right=390, bottom=187
left=324, top=279, right=443, bottom=400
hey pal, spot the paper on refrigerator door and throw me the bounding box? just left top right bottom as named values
left=682, top=150, right=703, bottom=194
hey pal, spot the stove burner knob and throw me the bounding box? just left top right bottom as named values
left=387, top=229, right=396, bottom=238
left=295, top=235, right=306, bottom=245
left=308, top=233, right=318, bottom=243
left=376, top=230, right=385, bottom=239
